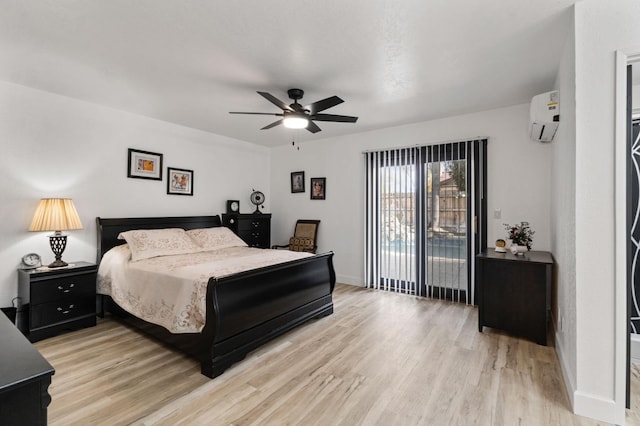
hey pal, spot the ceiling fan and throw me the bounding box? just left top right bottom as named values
left=229, top=88, right=358, bottom=134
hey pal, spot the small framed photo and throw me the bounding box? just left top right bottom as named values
left=167, top=167, right=194, bottom=196
left=291, top=171, right=305, bottom=193
left=128, top=149, right=163, bottom=180
left=310, top=177, right=326, bottom=200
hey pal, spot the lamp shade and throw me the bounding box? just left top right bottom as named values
left=29, top=198, right=83, bottom=232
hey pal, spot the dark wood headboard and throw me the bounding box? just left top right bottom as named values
left=96, top=215, right=222, bottom=263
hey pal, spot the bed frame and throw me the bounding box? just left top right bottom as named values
left=96, top=215, right=335, bottom=378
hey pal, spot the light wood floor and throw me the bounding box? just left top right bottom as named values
left=36, top=284, right=607, bottom=425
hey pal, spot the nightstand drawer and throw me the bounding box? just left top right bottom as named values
left=30, top=296, right=95, bottom=329
left=30, top=273, right=95, bottom=305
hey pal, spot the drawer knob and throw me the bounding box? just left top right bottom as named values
left=57, top=283, right=75, bottom=293
left=56, top=304, right=75, bottom=314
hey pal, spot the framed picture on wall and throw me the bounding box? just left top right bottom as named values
left=291, top=171, right=305, bottom=193
left=127, top=148, right=163, bottom=180
left=310, top=177, right=326, bottom=200
left=167, top=167, right=194, bottom=196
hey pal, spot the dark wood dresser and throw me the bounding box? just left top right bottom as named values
left=18, top=261, right=98, bottom=342
left=223, top=213, right=271, bottom=248
left=0, top=310, right=54, bottom=425
left=476, top=250, right=553, bottom=345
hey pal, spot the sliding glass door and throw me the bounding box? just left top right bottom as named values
left=365, top=139, right=487, bottom=304
left=425, top=145, right=468, bottom=302
left=378, top=150, right=417, bottom=293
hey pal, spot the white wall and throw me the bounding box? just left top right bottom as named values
left=551, top=7, right=577, bottom=410
left=571, top=0, right=640, bottom=423
left=270, top=103, right=552, bottom=286
left=0, top=80, right=270, bottom=308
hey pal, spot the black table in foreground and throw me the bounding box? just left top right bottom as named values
left=0, top=310, right=54, bottom=425
left=476, top=250, right=554, bottom=345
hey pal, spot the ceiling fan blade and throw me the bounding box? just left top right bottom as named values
left=307, top=96, right=344, bottom=114
left=311, top=113, right=358, bottom=123
left=261, top=119, right=283, bottom=130
left=257, top=91, right=294, bottom=111
left=229, top=112, right=283, bottom=116
left=306, top=121, right=322, bottom=133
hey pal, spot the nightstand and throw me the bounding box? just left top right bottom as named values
left=18, top=261, right=98, bottom=342
left=476, top=251, right=553, bottom=345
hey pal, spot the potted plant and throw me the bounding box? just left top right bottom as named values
left=504, top=221, right=535, bottom=251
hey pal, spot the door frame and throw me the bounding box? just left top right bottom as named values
left=615, top=48, right=640, bottom=419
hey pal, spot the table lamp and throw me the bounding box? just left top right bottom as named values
left=29, top=198, right=83, bottom=268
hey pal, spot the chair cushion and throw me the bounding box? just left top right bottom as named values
left=294, top=223, right=318, bottom=239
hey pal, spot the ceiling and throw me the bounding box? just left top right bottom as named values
left=0, top=0, right=577, bottom=147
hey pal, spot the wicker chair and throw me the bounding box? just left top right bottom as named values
left=272, top=220, right=320, bottom=253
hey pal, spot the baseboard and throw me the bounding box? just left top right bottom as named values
left=554, top=326, right=576, bottom=409
left=573, top=391, right=619, bottom=424
left=335, top=274, right=362, bottom=286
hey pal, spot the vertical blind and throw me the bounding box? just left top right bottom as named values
left=364, top=139, right=487, bottom=304
left=365, top=147, right=420, bottom=295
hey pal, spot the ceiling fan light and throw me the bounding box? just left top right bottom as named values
left=283, top=116, right=309, bottom=129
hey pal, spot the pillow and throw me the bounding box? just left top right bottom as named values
left=186, top=226, right=248, bottom=251
left=117, top=228, right=201, bottom=261
left=289, top=237, right=315, bottom=252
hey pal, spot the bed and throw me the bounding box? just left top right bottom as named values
left=96, top=215, right=335, bottom=378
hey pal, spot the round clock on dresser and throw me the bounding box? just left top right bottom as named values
left=21, top=253, right=41, bottom=269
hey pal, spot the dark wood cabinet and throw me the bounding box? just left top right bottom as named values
left=18, top=261, right=98, bottom=342
left=476, top=250, right=553, bottom=345
left=0, top=310, right=54, bottom=425
left=223, top=213, right=271, bottom=248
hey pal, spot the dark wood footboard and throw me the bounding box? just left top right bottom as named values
left=199, top=252, right=335, bottom=377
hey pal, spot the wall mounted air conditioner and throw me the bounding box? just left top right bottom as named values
left=529, top=90, right=559, bottom=142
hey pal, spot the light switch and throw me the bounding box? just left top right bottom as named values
left=493, top=208, right=501, bottom=219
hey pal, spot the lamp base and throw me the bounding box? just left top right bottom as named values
left=47, top=259, right=69, bottom=268
left=48, top=233, right=68, bottom=268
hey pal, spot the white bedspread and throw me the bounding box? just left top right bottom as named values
left=97, top=245, right=312, bottom=333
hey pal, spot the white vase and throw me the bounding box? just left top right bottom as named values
left=510, top=244, right=528, bottom=255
